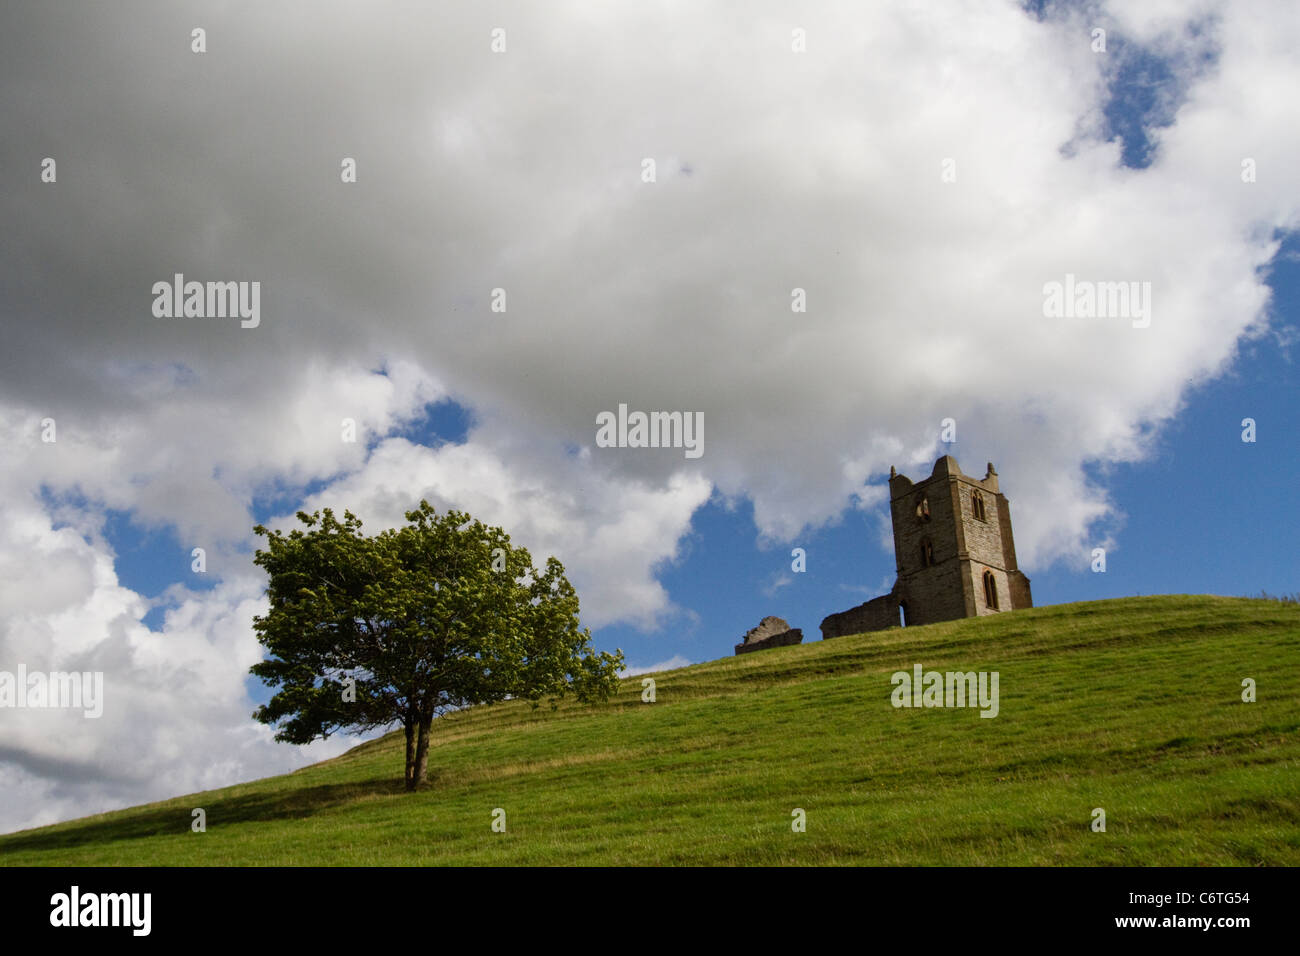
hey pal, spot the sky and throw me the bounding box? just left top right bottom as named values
left=1, top=0, right=1296, bottom=834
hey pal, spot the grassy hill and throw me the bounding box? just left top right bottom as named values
left=3, top=595, right=1298, bottom=866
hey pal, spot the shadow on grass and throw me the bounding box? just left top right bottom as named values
left=0, top=776, right=409, bottom=856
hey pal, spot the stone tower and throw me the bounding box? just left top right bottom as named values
left=888, top=455, right=1032, bottom=625
left=820, top=455, right=1032, bottom=638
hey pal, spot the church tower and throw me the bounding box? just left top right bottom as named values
left=820, top=454, right=1033, bottom=639
left=887, top=456, right=1032, bottom=626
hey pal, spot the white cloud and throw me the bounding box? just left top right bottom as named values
left=1, top=0, right=1297, bottom=833
left=0, top=487, right=361, bottom=835
left=278, top=435, right=712, bottom=630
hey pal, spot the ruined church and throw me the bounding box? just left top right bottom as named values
left=819, top=455, right=1032, bottom=639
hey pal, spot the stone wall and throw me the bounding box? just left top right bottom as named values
left=889, top=460, right=969, bottom=625
left=734, top=616, right=804, bottom=655
left=1008, top=569, right=1033, bottom=610
left=957, top=483, right=1005, bottom=570
left=735, top=627, right=803, bottom=655
left=820, top=592, right=901, bottom=639
left=965, top=561, right=1009, bottom=616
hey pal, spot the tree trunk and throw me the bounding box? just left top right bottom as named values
left=403, top=716, right=417, bottom=792
left=411, top=715, right=433, bottom=791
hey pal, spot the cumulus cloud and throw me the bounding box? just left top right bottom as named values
left=0, top=486, right=358, bottom=833
left=277, top=433, right=711, bottom=630
left=1, top=0, right=1296, bottom=832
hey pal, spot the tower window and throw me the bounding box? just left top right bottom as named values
left=972, top=491, right=987, bottom=522
left=983, top=570, right=999, bottom=610
left=919, top=538, right=935, bottom=568
left=915, top=495, right=930, bottom=522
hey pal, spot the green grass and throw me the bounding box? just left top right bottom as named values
left=3, top=595, right=1298, bottom=866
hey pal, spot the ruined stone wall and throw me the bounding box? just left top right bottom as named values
left=735, top=627, right=803, bottom=654
left=820, top=593, right=900, bottom=639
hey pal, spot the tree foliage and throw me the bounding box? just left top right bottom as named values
left=250, top=501, right=624, bottom=790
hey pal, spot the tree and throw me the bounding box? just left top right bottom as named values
left=249, top=501, right=624, bottom=791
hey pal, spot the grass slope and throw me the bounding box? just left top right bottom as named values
left=2, top=596, right=1298, bottom=866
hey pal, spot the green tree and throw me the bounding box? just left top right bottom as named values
left=249, top=501, right=623, bottom=791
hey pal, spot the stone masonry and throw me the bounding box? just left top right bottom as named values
left=819, top=593, right=901, bottom=638
left=820, top=456, right=1032, bottom=639
left=734, top=616, right=804, bottom=655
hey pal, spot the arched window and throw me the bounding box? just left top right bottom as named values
left=983, top=570, right=999, bottom=610
left=971, top=490, right=986, bottom=521
left=919, top=538, right=935, bottom=568
left=915, top=495, right=930, bottom=522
